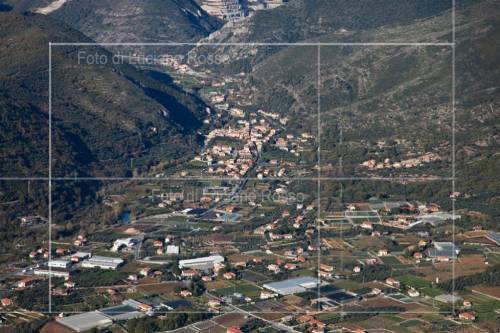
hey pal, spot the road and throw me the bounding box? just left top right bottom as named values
left=134, top=233, right=145, bottom=260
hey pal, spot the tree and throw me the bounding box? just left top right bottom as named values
left=171, top=260, right=181, bottom=277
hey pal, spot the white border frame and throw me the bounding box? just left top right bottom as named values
left=42, top=0, right=457, bottom=315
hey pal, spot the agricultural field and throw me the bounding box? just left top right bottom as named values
left=381, top=256, right=410, bottom=268
left=420, top=287, right=445, bottom=297
left=322, top=238, right=349, bottom=250
left=470, top=286, right=500, bottom=299
left=387, top=293, right=415, bottom=304
left=352, top=236, right=386, bottom=251
left=210, top=281, right=262, bottom=299
left=397, top=274, right=431, bottom=289
left=240, top=270, right=271, bottom=283
left=206, top=280, right=231, bottom=291
left=138, top=282, right=183, bottom=296
left=486, top=253, right=500, bottom=265
left=321, top=219, right=353, bottom=231
left=331, top=280, right=363, bottom=292
left=465, top=293, right=500, bottom=322
left=415, top=256, right=490, bottom=284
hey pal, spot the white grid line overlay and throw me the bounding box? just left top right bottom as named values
left=48, top=42, right=53, bottom=312
left=316, top=44, right=322, bottom=310
left=451, top=0, right=457, bottom=317
left=0, top=176, right=455, bottom=181
left=51, top=42, right=454, bottom=46
left=46, top=33, right=457, bottom=316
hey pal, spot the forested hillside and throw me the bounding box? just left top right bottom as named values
left=0, top=12, right=206, bottom=178
left=0, top=12, right=209, bottom=228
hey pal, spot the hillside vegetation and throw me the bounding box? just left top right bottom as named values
left=0, top=12, right=209, bottom=227
left=2, top=0, right=222, bottom=52
left=0, top=12, right=206, bottom=178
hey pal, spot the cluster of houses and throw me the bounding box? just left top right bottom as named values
left=19, top=215, right=46, bottom=227
left=361, top=152, right=441, bottom=170
left=344, top=199, right=459, bottom=230
left=274, top=132, right=315, bottom=157
left=21, top=237, right=183, bottom=295
left=375, top=241, right=460, bottom=263
left=17, top=250, right=123, bottom=296
left=194, top=116, right=276, bottom=178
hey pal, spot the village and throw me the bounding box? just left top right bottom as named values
left=1, top=39, right=499, bottom=333
left=142, top=53, right=319, bottom=184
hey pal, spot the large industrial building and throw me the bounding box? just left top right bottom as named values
left=98, top=304, right=145, bottom=321
left=33, top=266, right=71, bottom=279
left=263, top=276, right=318, bottom=295
left=178, top=254, right=224, bottom=270
left=57, top=312, right=113, bottom=332
left=48, top=259, right=71, bottom=269
left=81, top=256, right=124, bottom=270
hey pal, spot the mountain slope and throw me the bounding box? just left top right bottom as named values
left=245, top=0, right=455, bottom=43
left=0, top=12, right=207, bottom=178
left=3, top=0, right=222, bottom=40
left=191, top=0, right=459, bottom=79
left=247, top=1, right=500, bottom=166
left=46, top=0, right=221, bottom=51
left=194, top=0, right=500, bottom=224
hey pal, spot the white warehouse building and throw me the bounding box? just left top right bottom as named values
left=263, top=277, right=318, bottom=295
left=178, top=255, right=224, bottom=270
left=48, top=259, right=71, bottom=269
left=166, top=245, right=180, bottom=255
left=82, top=256, right=124, bottom=270
left=111, top=238, right=136, bottom=252
left=57, top=312, right=112, bottom=332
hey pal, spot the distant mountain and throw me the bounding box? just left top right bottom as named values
left=2, top=0, right=222, bottom=51
left=191, top=0, right=458, bottom=78
left=245, top=0, right=456, bottom=43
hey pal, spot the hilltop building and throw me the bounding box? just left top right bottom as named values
left=200, top=0, right=244, bottom=21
